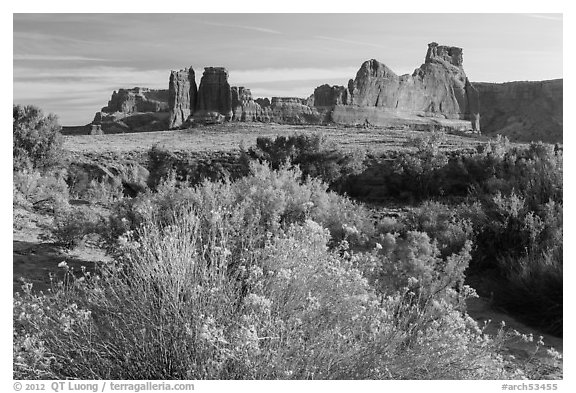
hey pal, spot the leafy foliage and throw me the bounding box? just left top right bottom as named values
left=14, top=207, right=513, bottom=380
left=13, top=169, right=69, bottom=214
left=13, top=105, right=64, bottom=172
left=242, top=133, right=366, bottom=189
left=12, top=113, right=562, bottom=379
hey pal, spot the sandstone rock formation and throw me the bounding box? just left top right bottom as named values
left=312, top=84, right=349, bottom=107
left=255, top=98, right=271, bottom=109
left=86, top=41, right=563, bottom=141
left=92, top=87, right=170, bottom=133
left=168, top=67, right=197, bottom=129
left=475, top=79, right=563, bottom=143
left=270, top=97, right=325, bottom=124
left=344, top=43, right=480, bottom=129
left=231, top=87, right=271, bottom=122
left=194, top=67, right=233, bottom=123
left=102, top=87, right=169, bottom=114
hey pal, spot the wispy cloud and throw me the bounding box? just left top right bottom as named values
left=522, top=14, right=563, bottom=22
left=13, top=31, right=100, bottom=46
left=14, top=66, right=169, bottom=88
left=229, top=66, right=358, bottom=85
left=314, top=35, right=390, bottom=49
left=14, top=65, right=171, bottom=124
left=14, top=54, right=110, bottom=62
left=201, top=21, right=282, bottom=35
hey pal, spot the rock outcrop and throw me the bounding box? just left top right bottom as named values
left=102, top=87, right=169, bottom=114
left=270, top=97, right=325, bottom=124
left=475, top=79, right=563, bottom=143
left=344, top=43, right=479, bottom=129
left=87, top=42, right=563, bottom=141
left=91, top=87, right=169, bottom=133
left=231, top=87, right=271, bottom=122
left=312, top=84, right=349, bottom=107
left=168, top=67, right=197, bottom=129
left=194, top=67, right=233, bottom=123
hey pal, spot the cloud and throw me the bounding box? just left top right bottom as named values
left=13, top=31, right=99, bottom=46
left=229, top=66, right=358, bottom=85
left=13, top=65, right=172, bottom=124
left=201, top=21, right=282, bottom=35
left=14, top=54, right=110, bottom=62
left=14, top=65, right=169, bottom=88
left=522, top=14, right=563, bottom=22
left=314, top=35, right=391, bottom=49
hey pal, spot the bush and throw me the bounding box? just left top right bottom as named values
left=474, top=194, right=563, bottom=335
left=14, top=211, right=515, bottom=379
left=13, top=169, right=69, bottom=214
left=81, top=179, right=124, bottom=205
left=50, top=207, right=105, bottom=249
left=14, top=159, right=559, bottom=379
left=401, top=201, right=480, bottom=258
left=243, top=133, right=366, bottom=188
left=13, top=105, right=64, bottom=172
left=392, top=131, right=449, bottom=200
left=104, top=161, right=374, bottom=251
left=147, top=145, right=242, bottom=190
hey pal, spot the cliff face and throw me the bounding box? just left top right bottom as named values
left=168, top=68, right=197, bottom=129
left=194, top=67, right=233, bottom=123
left=231, top=87, right=271, bottom=122
left=102, top=87, right=169, bottom=114
left=89, top=42, right=561, bottom=141
left=92, top=87, right=170, bottom=133
left=345, top=43, right=479, bottom=128
left=475, top=79, right=563, bottom=143
left=269, top=97, right=325, bottom=124
left=312, top=84, right=349, bottom=107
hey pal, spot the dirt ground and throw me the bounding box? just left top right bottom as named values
left=63, top=123, right=488, bottom=155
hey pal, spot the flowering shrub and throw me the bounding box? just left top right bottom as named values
left=14, top=212, right=515, bottom=379
left=14, top=157, right=559, bottom=379
left=399, top=201, right=480, bottom=258
left=103, top=161, right=373, bottom=250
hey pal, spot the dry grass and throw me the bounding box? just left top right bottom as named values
left=63, top=123, right=488, bottom=155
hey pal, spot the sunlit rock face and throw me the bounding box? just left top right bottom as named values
left=91, top=42, right=497, bottom=133
left=345, top=43, right=480, bottom=128
left=101, top=87, right=169, bottom=114
left=231, top=87, right=272, bottom=122
left=168, top=67, right=197, bottom=129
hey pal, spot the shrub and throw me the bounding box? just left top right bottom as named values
left=81, top=179, right=124, bottom=205
left=13, top=105, right=64, bottom=172
left=50, top=207, right=104, bottom=249
left=104, top=161, right=374, bottom=251
left=392, top=131, right=449, bottom=200
left=147, top=145, right=242, bottom=190
left=243, top=133, right=366, bottom=188
left=401, top=201, right=480, bottom=258
left=477, top=195, right=563, bottom=335
left=14, top=211, right=515, bottom=379
left=13, top=169, right=69, bottom=214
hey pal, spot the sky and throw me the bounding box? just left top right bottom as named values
left=13, top=13, right=563, bottom=125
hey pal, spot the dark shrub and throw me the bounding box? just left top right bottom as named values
left=13, top=105, right=64, bottom=172
left=243, top=133, right=366, bottom=189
